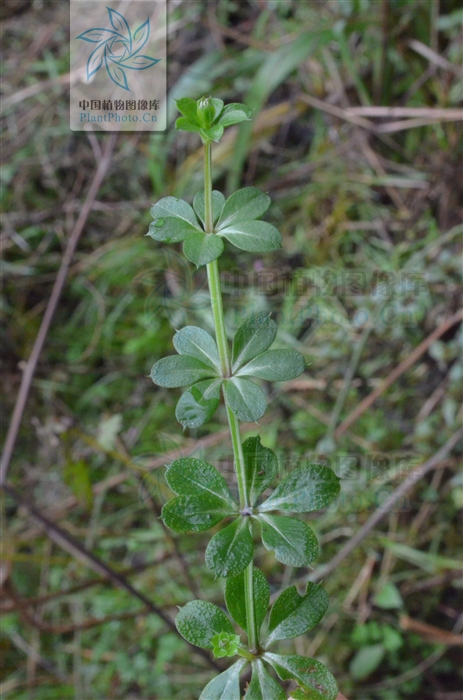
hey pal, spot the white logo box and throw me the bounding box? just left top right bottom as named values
left=70, top=0, right=166, bottom=131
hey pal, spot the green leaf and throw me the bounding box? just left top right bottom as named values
left=232, top=313, right=277, bottom=373
left=242, top=436, right=278, bottom=506
left=148, top=216, right=197, bottom=243
left=205, top=517, right=254, bottom=577
left=175, top=379, right=221, bottom=429
left=258, top=514, right=319, bottom=567
left=259, top=464, right=340, bottom=514
left=349, top=644, right=385, bottom=680
left=199, top=660, right=246, bottom=700
left=245, top=660, right=286, bottom=700
left=225, top=567, right=269, bottom=634
left=184, top=232, right=224, bottom=267
left=175, top=599, right=234, bottom=650
left=217, top=188, right=271, bottom=229
left=210, top=97, right=224, bottom=121
left=382, top=626, right=403, bottom=652
left=211, top=631, right=241, bottom=658
left=165, top=456, right=235, bottom=506
left=264, top=654, right=338, bottom=700
left=175, top=116, right=202, bottom=133
left=266, top=583, right=328, bottom=646
left=217, top=103, right=252, bottom=128
left=237, top=349, right=305, bottom=381
left=291, top=690, right=313, bottom=700
left=150, top=196, right=200, bottom=229
left=173, top=326, right=221, bottom=372
left=193, top=190, right=226, bottom=228
left=161, top=493, right=235, bottom=533
left=219, top=221, right=282, bottom=252
left=200, top=124, right=225, bottom=143
left=224, top=378, right=267, bottom=423
left=175, top=97, right=201, bottom=125
left=373, top=582, right=403, bottom=610
left=151, top=355, right=216, bottom=388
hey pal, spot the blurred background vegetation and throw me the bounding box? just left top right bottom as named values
left=1, top=0, right=462, bottom=698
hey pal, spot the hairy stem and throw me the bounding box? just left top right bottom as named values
left=204, top=140, right=259, bottom=652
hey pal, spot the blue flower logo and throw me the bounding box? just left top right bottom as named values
left=76, top=6, right=160, bottom=91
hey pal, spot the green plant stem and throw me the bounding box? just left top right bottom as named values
left=203, top=139, right=259, bottom=653
left=243, top=552, right=258, bottom=652
left=206, top=260, right=230, bottom=378
left=224, top=402, right=247, bottom=508
left=224, top=383, right=258, bottom=652
left=204, top=141, right=214, bottom=233
left=237, top=647, right=256, bottom=662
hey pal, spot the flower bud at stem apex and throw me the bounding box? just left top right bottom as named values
left=197, top=96, right=215, bottom=128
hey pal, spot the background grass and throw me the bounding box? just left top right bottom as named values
left=1, top=0, right=462, bottom=698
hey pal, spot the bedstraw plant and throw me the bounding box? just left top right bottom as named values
left=148, top=97, right=341, bottom=700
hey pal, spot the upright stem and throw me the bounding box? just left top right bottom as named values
left=207, top=260, right=230, bottom=378
left=225, top=402, right=248, bottom=508
left=203, top=140, right=259, bottom=652
left=243, top=537, right=259, bottom=652
left=204, top=142, right=229, bottom=378
left=204, top=141, right=214, bottom=234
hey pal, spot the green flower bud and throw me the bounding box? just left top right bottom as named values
left=197, top=96, right=216, bottom=128
left=211, top=631, right=241, bottom=659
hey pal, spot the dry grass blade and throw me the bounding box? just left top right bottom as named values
left=409, top=39, right=463, bottom=75
left=7, top=631, right=67, bottom=684
left=335, top=309, right=463, bottom=440
left=6, top=583, right=150, bottom=635
left=300, top=93, right=375, bottom=131
left=346, top=107, right=463, bottom=118
left=2, top=483, right=221, bottom=672
left=0, top=134, right=117, bottom=485
left=376, top=115, right=463, bottom=133
left=400, top=615, right=463, bottom=646
left=290, top=695, right=348, bottom=700
left=310, top=428, right=463, bottom=582
left=1, top=70, right=81, bottom=112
